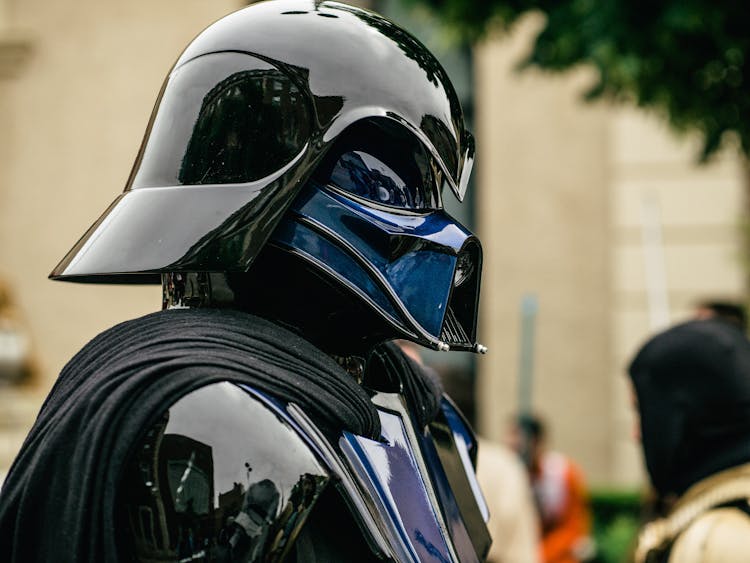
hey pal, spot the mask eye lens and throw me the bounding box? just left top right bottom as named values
left=315, top=120, right=442, bottom=211
left=330, top=151, right=425, bottom=209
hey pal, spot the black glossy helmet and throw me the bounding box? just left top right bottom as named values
left=50, top=0, right=474, bottom=283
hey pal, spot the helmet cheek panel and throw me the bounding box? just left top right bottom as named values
left=385, top=250, right=455, bottom=337
left=270, top=219, right=401, bottom=323
left=268, top=183, right=482, bottom=351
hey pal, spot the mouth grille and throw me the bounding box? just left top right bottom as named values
left=441, top=306, right=469, bottom=345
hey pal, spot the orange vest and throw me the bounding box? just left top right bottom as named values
left=532, top=452, right=592, bottom=563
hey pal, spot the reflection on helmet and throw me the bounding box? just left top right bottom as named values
left=50, top=0, right=483, bottom=353
left=119, top=382, right=329, bottom=562
left=331, top=151, right=428, bottom=209
left=319, top=119, right=444, bottom=211
left=133, top=53, right=313, bottom=189
left=178, top=68, right=309, bottom=185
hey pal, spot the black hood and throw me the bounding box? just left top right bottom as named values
left=628, top=319, right=750, bottom=496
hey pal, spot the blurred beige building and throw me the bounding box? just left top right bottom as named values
left=0, top=2, right=745, bottom=490
left=0, top=0, right=243, bottom=473
left=475, top=16, right=746, bottom=487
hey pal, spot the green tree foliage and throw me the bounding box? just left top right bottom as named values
left=407, top=0, right=749, bottom=160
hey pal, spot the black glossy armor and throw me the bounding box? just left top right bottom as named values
left=0, top=2, right=491, bottom=562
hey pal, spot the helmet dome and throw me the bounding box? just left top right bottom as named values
left=50, top=0, right=474, bottom=283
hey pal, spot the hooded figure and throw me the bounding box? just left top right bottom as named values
left=629, top=319, right=750, bottom=563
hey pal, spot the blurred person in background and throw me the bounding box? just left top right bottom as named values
left=693, top=299, right=747, bottom=332
left=510, top=414, right=594, bottom=563
left=629, top=318, right=750, bottom=562
left=477, top=437, right=540, bottom=563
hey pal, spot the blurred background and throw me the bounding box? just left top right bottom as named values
left=0, top=0, right=745, bottom=559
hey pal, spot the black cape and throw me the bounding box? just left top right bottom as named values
left=0, top=308, right=392, bottom=562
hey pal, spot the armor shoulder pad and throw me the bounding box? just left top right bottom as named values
left=120, top=381, right=330, bottom=562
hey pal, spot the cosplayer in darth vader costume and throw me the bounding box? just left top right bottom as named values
left=0, top=1, right=492, bottom=562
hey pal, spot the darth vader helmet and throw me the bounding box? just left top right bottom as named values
left=50, top=0, right=483, bottom=354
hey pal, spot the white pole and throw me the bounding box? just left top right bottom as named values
left=640, top=193, right=670, bottom=331
left=518, top=293, right=538, bottom=416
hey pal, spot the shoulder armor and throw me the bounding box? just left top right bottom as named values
left=121, top=382, right=492, bottom=562
left=120, top=381, right=331, bottom=562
